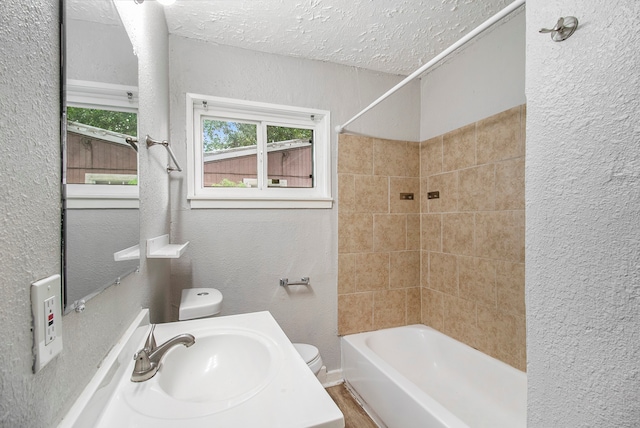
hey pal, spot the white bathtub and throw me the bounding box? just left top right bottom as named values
left=341, top=325, right=526, bottom=428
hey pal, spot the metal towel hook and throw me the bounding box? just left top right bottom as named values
left=539, top=16, right=578, bottom=42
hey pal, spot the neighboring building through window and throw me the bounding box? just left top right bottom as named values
left=187, top=94, right=332, bottom=208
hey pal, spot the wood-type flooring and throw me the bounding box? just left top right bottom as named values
left=325, top=383, right=378, bottom=428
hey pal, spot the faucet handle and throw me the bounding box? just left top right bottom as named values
left=144, top=324, right=157, bottom=351
left=133, top=348, right=152, bottom=372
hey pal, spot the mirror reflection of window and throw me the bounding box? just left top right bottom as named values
left=66, top=107, right=138, bottom=185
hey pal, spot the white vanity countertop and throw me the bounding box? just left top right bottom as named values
left=60, top=310, right=343, bottom=428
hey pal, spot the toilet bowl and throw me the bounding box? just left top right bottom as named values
left=293, top=343, right=323, bottom=376
left=179, top=288, right=223, bottom=321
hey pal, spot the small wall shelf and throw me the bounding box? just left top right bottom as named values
left=114, top=244, right=140, bottom=261
left=146, top=234, right=189, bottom=259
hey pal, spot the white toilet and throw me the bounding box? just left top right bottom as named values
left=293, top=342, right=324, bottom=376
left=178, top=288, right=323, bottom=377
left=178, top=288, right=223, bottom=321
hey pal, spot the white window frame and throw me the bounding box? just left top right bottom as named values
left=66, top=80, right=139, bottom=209
left=186, top=93, right=332, bottom=209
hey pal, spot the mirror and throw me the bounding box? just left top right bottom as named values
left=63, top=0, right=139, bottom=313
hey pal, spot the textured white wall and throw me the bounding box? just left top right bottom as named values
left=420, top=10, right=525, bottom=140
left=0, top=2, right=171, bottom=426
left=526, top=1, right=640, bottom=426
left=167, top=37, right=420, bottom=371
left=117, top=1, right=174, bottom=323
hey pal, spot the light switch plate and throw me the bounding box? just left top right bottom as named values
left=31, top=274, right=63, bottom=373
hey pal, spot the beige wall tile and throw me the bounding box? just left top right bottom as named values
left=337, top=211, right=351, bottom=254
left=338, top=293, right=373, bottom=335
left=443, top=294, right=479, bottom=347
left=390, top=251, right=420, bottom=288
left=338, top=173, right=355, bottom=213
left=459, top=256, right=497, bottom=308
left=390, top=177, right=420, bottom=213
left=514, top=315, right=527, bottom=371
left=458, top=163, right=495, bottom=211
left=442, top=213, right=475, bottom=256
left=428, top=252, right=458, bottom=296
left=406, top=214, right=421, bottom=250
left=475, top=211, right=525, bottom=262
left=406, top=287, right=421, bottom=324
left=443, top=123, right=476, bottom=172
left=421, top=251, right=429, bottom=287
left=495, top=158, right=525, bottom=210
left=420, top=177, right=429, bottom=213
left=374, top=139, right=418, bottom=177
left=356, top=252, right=389, bottom=291
left=406, top=142, right=421, bottom=177
left=421, top=214, right=442, bottom=252
left=422, top=288, right=444, bottom=330
left=373, top=288, right=407, bottom=330
left=351, top=213, right=374, bottom=253
left=496, top=261, right=525, bottom=316
left=354, top=175, right=389, bottom=213
left=477, top=106, right=522, bottom=165
left=338, top=253, right=357, bottom=295
left=338, top=134, right=373, bottom=175
left=374, top=214, right=407, bottom=251
left=427, top=171, right=458, bottom=213
left=421, top=136, right=443, bottom=177
left=476, top=306, right=519, bottom=369
left=338, top=212, right=373, bottom=253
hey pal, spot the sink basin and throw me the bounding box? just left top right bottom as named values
left=63, top=311, right=344, bottom=428
left=157, top=329, right=276, bottom=403
left=123, top=327, right=282, bottom=419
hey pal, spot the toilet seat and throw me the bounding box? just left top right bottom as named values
left=293, top=343, right=323, bottom=375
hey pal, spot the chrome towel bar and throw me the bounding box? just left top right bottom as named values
left=146, top=135, right=182, bottom=173
left=280, top=277, right=310, bottom=287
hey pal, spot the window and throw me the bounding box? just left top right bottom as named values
left=187, top=94, right=332, bottom=208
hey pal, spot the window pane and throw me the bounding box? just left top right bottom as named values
left=66, top=107, right=138, bottom=185
left=266, top=125, right=313, bottom=188
left=202, top=119, right=258, bottom=188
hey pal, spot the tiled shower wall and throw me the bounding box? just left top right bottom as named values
left=420, top=105, right=526, bottom=370
left=337, top=136, right=422, bottom=335
left=337, top=105, right=526, bottom=371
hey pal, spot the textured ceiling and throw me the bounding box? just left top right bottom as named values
left=163, top=0, right=516, bottom=76
left=67, top=0, right=520, bottom=76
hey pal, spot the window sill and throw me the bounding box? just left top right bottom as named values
left=188, top=197, right=333, bottom=209
left=65, top=184, right=139, bottom=209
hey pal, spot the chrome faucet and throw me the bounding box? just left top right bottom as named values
left=131, top=324, right=195, bottom=382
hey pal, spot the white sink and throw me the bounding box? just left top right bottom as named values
left=157, top=329, right=278, bottom=404
left=59, top=310, right=344, bottom=428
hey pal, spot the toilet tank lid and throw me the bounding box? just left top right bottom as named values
left=179, top=288, right=223, bottom=320
left=292, top=343, right=319, bottom=364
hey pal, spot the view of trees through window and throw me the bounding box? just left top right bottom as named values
left=202, top=119, right=314, bottom=189
left=203, top=119, right=311, bottom=152
left=67, top=107, right=137, bottom=136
